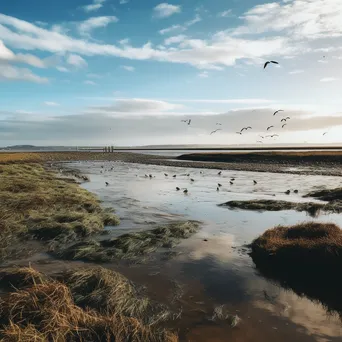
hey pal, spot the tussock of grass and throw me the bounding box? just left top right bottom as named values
left=57, top=221, right=200, bottom=263
left=251, top=222, right=342, bottom=269
left=0, top=267, right=178, bottom=342
left=304, top=188, right=342, bottom=201
left=221, top=199, right=342, bottom=216
left=251, top=222, right=342, bottom=316
left=0, top=163, right=119, bottom=259
left=0, top=266, right=48, bottom=291
left=64, top=267, right=171, bottom=324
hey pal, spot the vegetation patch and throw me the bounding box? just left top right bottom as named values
left=0, top=163, right=119, bottom=260
left=0, top=266, right=178, bottom=342
left=56, top=221, right=200, bottom=263
left=220, top=199, right=342, bottom=216
left=304, top=187, right=342, bottom=201
left=64, top=267, right=171, bottom=325
left=250, top=222, right=342, bottom=316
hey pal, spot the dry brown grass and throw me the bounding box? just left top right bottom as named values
left=0, top=163, right=119, bottom=259
left=0, top=268, right=178, bottom=342
left=251, top=222, right=342, bottom=269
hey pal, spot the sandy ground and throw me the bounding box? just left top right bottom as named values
left=0, top=151, right=341, bottom=176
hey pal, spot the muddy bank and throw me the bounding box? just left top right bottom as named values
left=1, top=151, right=342, bottom=176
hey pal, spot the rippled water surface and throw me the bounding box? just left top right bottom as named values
left=67, top=161, right=342, bottom=342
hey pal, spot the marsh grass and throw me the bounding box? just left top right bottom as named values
left=250, top=222, right=342, bottom=316
left=0, top=267, right=178, bottom=342
left=0, top=163, right=119, bottom=259
left=57, top=221, right=200, bottom=263
left=304, top=188, right=342, bottom=201
left=220, top=200, right=342, bottom=217
left=64, top=267, right=171, bottom=325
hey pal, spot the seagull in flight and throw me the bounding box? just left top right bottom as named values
left=281, top=118, right=287, bottom=122
left=323, top=132, right=328, bottom=136
left=259, top=135, right=264, bottom=139
left=188, top=119, right=191, bottom=125
left=282, top=124, right=287, bottom=128
left=210, top=129, right=222, bottom=135
left=264, top=61, right=279, bottom=69
left=267, top=126, right=274, bottom=131
left=273, top=110, right=284, bottom=116
left=270, top=134, right=279, bottom=137
left=246, top=126, right=252, bottom=130
left=236, top=132, right=242, bottom=135
left=216, top=123, right=222, bottom=126
left=285, top=117, right=290, bottom=120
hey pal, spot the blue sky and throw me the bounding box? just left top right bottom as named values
left=0, top=0, right=342, bottom=146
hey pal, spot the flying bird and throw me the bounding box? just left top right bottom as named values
left=210, top=129, right=222, bottom=135
left=323, top=132, right=328, bottom=136
left=267, top=126, right=274, bottom=131
left=240, top=127, right=247, bottom=132
left=281, top=118, right=287, bottom=122
left=236, top=132, right=242, bottom=135
left=285, top=117, right=290, bottom=120
left=273, top=110, right=284, bottom=116
left=264, top=61, right=279, bottom=69
left=216, top=123, right=222, bottom=125
left=181, top=120, right=188, bottom=122
left=246, top=126, right=252, bottom=130
left=271, top=134, right=279, bottom=137
left=257, top=140, right=263, bottom=143
left=188, top=119, right=192, bottom=125
left=282, top=124, right=287, bottom=128
left=259, top=135, right=264, bottom=139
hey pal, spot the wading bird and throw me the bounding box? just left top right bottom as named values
left=273, top=109, right=284, bottom=116
left=267, top=126, right=274, bottom=131
left=210, top=129, right=222, bottom=135
left=264, top=61, right=279, bottom=69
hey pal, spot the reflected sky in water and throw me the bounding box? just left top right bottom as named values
left=67, top=161, right=342, bottom=341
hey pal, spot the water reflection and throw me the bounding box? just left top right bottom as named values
left=65, top=161, right=342, bottom=341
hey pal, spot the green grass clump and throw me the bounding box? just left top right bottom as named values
left=57, top=221, right=200, bottom=263
left=0, top=163, right=120, bottom=259
left=64, top=267, right=171, bottom=324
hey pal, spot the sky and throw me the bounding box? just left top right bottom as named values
left=0, top=0, right=342, bottom=146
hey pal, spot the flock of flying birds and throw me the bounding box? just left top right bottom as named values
left=180, top=60, right=330, bottom=141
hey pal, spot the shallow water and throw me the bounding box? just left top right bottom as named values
left=66, top=161, right=342, bottom=341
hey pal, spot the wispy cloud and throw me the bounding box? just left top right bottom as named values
left=159, top=14, right=201, bottom=35
left=289, top=69, right=304, bottom=75
left=57, top=66, right=69, bottom=73
left=320, top=77, right=339, bottom=82
left=119, top=0, right=129, bottom=4
left=77, top=16, right=118, bottom=36
left=82, top=0, right=106, bottom=13
left=0, top=64, right=48, bottom=83
left=66, top=54, right=88, bottom=68
left=218, top=9, right=232, bottom=17
left=44, top=101, right=60, bottom=106
left=84, top=80, right=97, bottom=85
left=164, top=35, right=187, bottom=46
left=121, top=65, right=135, bottom=72
left=153, top=3, right=181, bottom=18
left=198, top=71, right=208, bottom=78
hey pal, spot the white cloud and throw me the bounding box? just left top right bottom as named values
left=153, top=3, right=181, bottom=18
left=168, top=98, right=274, bottom=104
left=320, top=77, right=338, bottom=82
left=289, top=69, right=304, bottom=75
left=84, top=80, right=97, bottom=85
left=35, top=21, right=48, bottom=27
left=82, top=0, right=106, bottom=12
left=198, top=71, right=208, bottom=78
left=44, top=101, right=60, bottom=106
left=57, top=66, right=69, bottom=72
left=0, top=64, right=48, bottom=83
left=91, top=98, right=184, bottom=113
left=233, top=0, right=342, bottom=40
left=121, top=65, right=135, bottom=72
left=77, top=16, right=118, bottom=36
left=119, top=0, right=129, bottom=4
left=159, top=14, right=201, bottom=35
left=164, top=35, right=187, bottom=46
left=66, top=54, right=88, bottom=68
left=87, top=73, right=102, bottom=79
left=218, top=10, right=232, bottom=17
left=119, top=38, right=130, bottom=45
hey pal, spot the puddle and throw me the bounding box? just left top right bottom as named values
left=58, top=161, right=342, bottom=341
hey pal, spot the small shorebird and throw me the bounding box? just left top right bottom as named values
left=230, top=181, right=234, bottom=185
left=183, top=189, right=188, bottom=194
left=218, top=171, right=222, bottom=175
left=285, top=190, right=291, bottom=195
left=253, top=180, right=257, bottom=185
left=105, top=182, right=109, bottom=186
left=173, top=175, right=177, bottom=178
left=217, top=187, right=220, bottom=191
left=294, top=190, right=299, bottom=193
left=164, top=173, right=168, bottom=176
left=176, top=187, right=180, bottom=191
left=190, top=178, right=195, bottom=182
left=149, top=174, right=153, bottom=178
left=218, top=183, right=222, bottom=187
